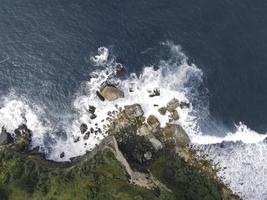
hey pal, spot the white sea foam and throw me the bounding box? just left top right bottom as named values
left=0, top=93, right=51, bottom=150
left=0, top=43, right=266, bottom=199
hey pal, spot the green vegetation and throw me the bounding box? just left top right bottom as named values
left=0, top=144, right=239, bottom=200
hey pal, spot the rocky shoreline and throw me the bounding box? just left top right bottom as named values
left=0, top=86, right=240, bottom=200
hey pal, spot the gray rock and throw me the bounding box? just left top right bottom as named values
left=0, top=127, right=13, bottom=145
left=149, top=89, right=160, bottom=97
left=166, top=98, right=179, bottom=112
left=147, top=115, right=160, bottom=130
left=100, top=85, right=124, bottom=101
left=83, top=132, right=90, bottom=140
left=158, top=107, right=167, bottom=115
left=88, top=105, right=96, bottom=114
left=138, top=124, right=151, bottom=136
left=171, top=110, right=179, bottom=121
left=60, top=152, right=65, bottom=158
left=90, top=114, right=97, bottom=120
left=162, top=124, right=190, bottom=147
left=124, top=104, right=144, bottom=119
left=180, top=101, right=190, bottom=109
left=80, top=123, right=88, bottom=134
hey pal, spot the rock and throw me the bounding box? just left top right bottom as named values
left=180, top=101, right=190, bottom=109
left=149, top=89, right=160, bottom=97
left=13, top=124, right=32, bottom=151
left=0, top=127, right=13, bottom=145
left=80, top=123, right=88, bottom=134
left=263, top=137, right=267, bottom=143
left=60, top=152, right=65, bottom=158
left=74, top=137, right=80, bottom=143
left=148, top=137, right=163, bottom=150
left=100, top=85, right=124, bottom=101
left=124, top=104, right=144, bottom=119
left=90, top=114, right=97, bottom=120
left=166, top=98, right=179, bottom=112
left=162, top=124, right=190, bottom=147
left=138, top=124, right=151, bottom=136
left=147, top=115, right=160, bottom=130
left=144, top=152, right=152, bottom=160
left=88, top=105, right=96, bottom=114
left=96, top=91, right=105, bottom=101
left=83, top=132, right=90, bottom=140
left=171, top=110, right=179, bottom=121
left=158, top=107, right=167, bottom=115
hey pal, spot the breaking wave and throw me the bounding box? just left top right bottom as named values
left=0, top=42, right=266, bottom=199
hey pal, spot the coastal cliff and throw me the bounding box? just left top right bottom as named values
left=0, top=101, right=240, bottom=200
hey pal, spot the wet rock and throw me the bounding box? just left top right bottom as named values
left=60, top=152, right=65, bottom=158
left=162, top=124, right=190, bottom=147
left=83, top=132, right=90, bottom=140
left=138, top=124, right=151, bottom=136
left=80, top=123, right=88, bottom=134
left=74, top=137, right=80, bottom=143
left=13, top=124, right=32, bottom=151
left=96, top=91, right=105, bottom=101
left=88, top=105, right=96, bottom=114
left=158, top=107, right=167, bottom=115
left=100, top=85, right=124, bottom=101
left=180, top=101, right=190, bottom=109
left=124, top=104, right=144, bottom=119
left=0, top=127, right=13, bottom=145
left=149, top=89, right=160, bottom=97
left=147, top=115, right=160, bottom=130
left=90, top=114, right=97, bottom=120
left=166, top=98, right=179, bottom=112
left=171, top=110, right=179, bottom=121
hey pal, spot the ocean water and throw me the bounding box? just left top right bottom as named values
left=0, top=1, right=267, bottom=199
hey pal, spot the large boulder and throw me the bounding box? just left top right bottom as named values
left=162, top=124, right=190, bottom=147
left=0, top=127, right=13, bottom=145
left=100, top=85, right=124, bottom=101
left=124, top=104, right=144, bottom=119
left=166, top=98, right=179, bottom=112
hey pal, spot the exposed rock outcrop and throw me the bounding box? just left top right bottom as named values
left=0, top=127, right=13, bottom=145
left=100, top=85, right=124, bottom=101
left=0, top=103, right=240, bottom=200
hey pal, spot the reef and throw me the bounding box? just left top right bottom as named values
left=0, top=100, right=240, bottom=200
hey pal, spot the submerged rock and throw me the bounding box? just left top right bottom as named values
left=100, top=85, right=124, bottom=101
